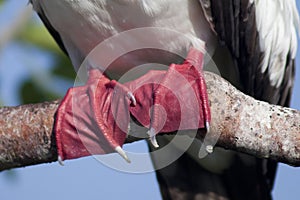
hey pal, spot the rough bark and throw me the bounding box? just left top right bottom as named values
left=0, top=72, right=299, bottom=171
left=0, top=100, right=59, bottom=171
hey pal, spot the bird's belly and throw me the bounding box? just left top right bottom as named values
left=34, top=0, right=217, bottom=78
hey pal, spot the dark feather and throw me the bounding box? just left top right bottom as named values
left=201, top=0, right=295, bottom=106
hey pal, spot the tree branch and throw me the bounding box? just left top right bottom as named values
left=0, top=101, right=59, bottom=171
left=0, top=72, right=299, bottom=171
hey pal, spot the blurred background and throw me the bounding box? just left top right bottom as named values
left=0, top=0, right=299, bottom=199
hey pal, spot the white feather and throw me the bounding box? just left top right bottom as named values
left=31, top=0, right=217, bottom=73
left=254, top=0, right=299, bottom=87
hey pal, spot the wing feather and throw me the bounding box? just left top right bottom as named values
left=199, top=0, right=299, bottom=106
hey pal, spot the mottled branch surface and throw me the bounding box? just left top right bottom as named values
left=0, top=101, right=59, bottom=171
left=0, top=72, right=299, bottom=171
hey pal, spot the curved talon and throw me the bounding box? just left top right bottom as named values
left=127, top=92, right=136, bottom=106
left=58, top=156, right=64, bottom=166
left=115, top=146, right=131, bottom=163
left=147, top=127, right=159, bottom=148
left=206, top=145, right=214, bottom=154
left=150, top=136, right=159, bottom=148
left=205, top=121, right=210, bottom=133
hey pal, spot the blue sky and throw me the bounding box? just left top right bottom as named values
left=0, top=1, right=300, bottom=200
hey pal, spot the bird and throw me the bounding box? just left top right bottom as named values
left=29, top=0, right=299, bottom=199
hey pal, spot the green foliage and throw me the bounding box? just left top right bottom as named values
left=17, top=22, right=77, bottom=79
left=13, top=18, right=75, bottom=103
left=20, top=79, right=61, bottom=104
left=18, top=21, right=76, bottom=78
left=0, top=0, right=3, bottom=11
left=52, top=54, right=77, bottom=80
left=0, top=3, right=75, bottom=104
left=17, top=21, right=64, bottom=55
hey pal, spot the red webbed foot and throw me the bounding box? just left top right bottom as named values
left=54, top=48, right=211, bottom=164
left=128, top=48, right=211, bottom=147
left=55, top=70, right=135, bottom=163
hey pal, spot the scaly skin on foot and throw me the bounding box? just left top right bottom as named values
left=55, top=48, right=210, bottom=163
